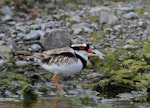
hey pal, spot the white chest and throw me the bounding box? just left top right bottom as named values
left=40, top=59, right=83, bottom=75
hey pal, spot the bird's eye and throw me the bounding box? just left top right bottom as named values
left=79, top=46, right=85, bottom=50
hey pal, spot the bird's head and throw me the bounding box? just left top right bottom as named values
left=70, top=43, right=95, bottom=60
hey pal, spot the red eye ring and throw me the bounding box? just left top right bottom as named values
left=79, top=46, right=85, bottom=50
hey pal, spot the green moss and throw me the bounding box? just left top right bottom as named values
left=87, top=15, right=99, bottom=22
left=82, top=84, right=93, bottom=89
left=105, top=51, right=118, bottom=69
left=90, top=32, right=105, bottom=43
left=80, top=96, right=95, bottom=105
left=60, top=14, right=70, bottom=20
left=8, top=74, right=26, bottom=81
left=38, top=86, right=50, bottom=95
left=43, top=73, right=52, bottom=81
left=103, top=24, right=111, bottom=29
left=143, top=43, right=150, bottom=53
left=118, top=40, right=126, bottom=46
left=135, top=8, right=147, bottom=15
left=99, top=79, right=110, bottom=89
left=0, top=79, right=11, bottom=86
left=128, top=42, right=141, bottom=46
left=22, top=83, right=38, bottom=101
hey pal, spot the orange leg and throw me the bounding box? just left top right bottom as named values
left=52, top=74, right=65, bottom=93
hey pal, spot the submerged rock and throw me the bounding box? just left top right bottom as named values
left=101, top=98, right=133, bottom=105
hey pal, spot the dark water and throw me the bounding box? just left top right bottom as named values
left=0, top=96, right=150, bottom=108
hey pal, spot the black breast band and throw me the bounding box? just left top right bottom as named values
left=75, top=54, right=87, bottom=70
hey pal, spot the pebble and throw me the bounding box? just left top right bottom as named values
left=123, top=44, right=139, bottom=50
left=116, top=7, right=134, bottom=14
left=70, top=15, right=81, bottom=22
left=90, top=6, right=111, bottom=14
left=23, top=30, right=41, bottom=41
left=113, top=25, right=122, bottom=32
left=87, top=73, right=104, bottom=79
left=123, top=12, right=139, bottom=19
left=138, top=21, right=147, bottom=28
left=0, top=60, right=7, bottom=69
left=30, top=44, right=41, bottom=52
left=15, top=60, right=29, bottom=67
left=99, top=11, right=118, bottom=25
left=1, top=15, right=12, bottom=22
left=71, top=23, right=93, bottom=35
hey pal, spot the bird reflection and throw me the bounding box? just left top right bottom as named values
left=50, top=99, right=58, bottom=108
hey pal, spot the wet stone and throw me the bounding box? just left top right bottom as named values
left=101, top=99, right=133, bottom=105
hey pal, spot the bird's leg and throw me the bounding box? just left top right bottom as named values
left=52, top=74, right=65, bottom=93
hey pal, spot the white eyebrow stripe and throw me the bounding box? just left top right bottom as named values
left=71, top=43, right=86, bottom=47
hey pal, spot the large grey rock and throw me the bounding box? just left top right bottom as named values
left=99, top=11, right=118, bottom=25
left=40, top=29, right=72, bottom=50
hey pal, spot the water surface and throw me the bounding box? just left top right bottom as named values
left=0, top=96, right=150, bottom=108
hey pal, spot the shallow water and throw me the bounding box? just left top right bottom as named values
left=0, top=96, right=150, bottom=108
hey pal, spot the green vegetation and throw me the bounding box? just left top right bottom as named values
left=91, top=43, right=150, bottom=96
left=22, top=83, right=38, bottom=101
left=90, top=32, right=105, bottom=43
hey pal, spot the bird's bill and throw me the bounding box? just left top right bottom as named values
left=87, top=49, right=95, bottom=54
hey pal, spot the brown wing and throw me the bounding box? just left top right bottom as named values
left=38, top=47, right=77, bottom=64
left=41, top=52, right=77, bottom=65
left=43, top=47, right=73, bottom=56
left=25, top=47, right=77, bottom=64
